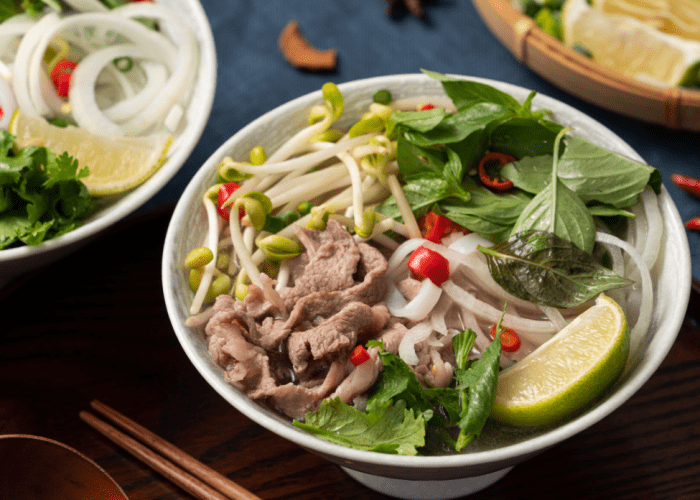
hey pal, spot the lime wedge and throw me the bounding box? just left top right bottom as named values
left=9, top=110, right=172, bottom=196
left=562, top=0, right=700, bottom=86
left=594, top=0, right=700, bottom=42
left=491, top=294, right=629, bottom=427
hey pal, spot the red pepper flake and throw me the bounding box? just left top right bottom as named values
left=0, top=107, right=4, bottom=121
left=419, top=103, right=435, bottom=111
left=478, top=151, right=516, bottom=192
left=217, top=182, right=244, bottom=221
left=408, top=245, right=450, bottom=286
left=350, top=345, right=371, bottom=366
left=671, top=173, right=700, bottom=200
left=685, top=216, right=700, bottom=232
left=490, top=324, right=521, bottom=352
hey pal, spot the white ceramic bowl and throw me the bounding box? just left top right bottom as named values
left=0, top=0, right=216, bottom=278
left=162, top=74, right=692, bottom=499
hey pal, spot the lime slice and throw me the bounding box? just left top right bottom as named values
left=491, top=294, right=629, bottom=427
left=562, top=0, right=700, bottom=86
left=594, top=0, right=700, bottom=42
left=9, top=110, right=172, bottom=196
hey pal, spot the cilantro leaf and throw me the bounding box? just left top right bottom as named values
left=0, top=129, right=92, bottom=249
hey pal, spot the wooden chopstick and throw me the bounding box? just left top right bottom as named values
left=80, top=400, right=262, bottom=500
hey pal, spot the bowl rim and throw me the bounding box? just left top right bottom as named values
left=0, top=0, right=217, bottom=269
left=163, top=73, right=692, bottom=471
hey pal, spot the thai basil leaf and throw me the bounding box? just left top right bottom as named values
left=503, top=137, right=661, bottom=209
left=449, top=128, right=490, bottom=176
left=478, top=230, right=634, bottom=308
left=442, top=189, right=533, bottom=242
left=501, top=154, right=553, bottom=194
left=489, top=117, right=562, bottom=158
left=387, top=107, right=447, bottom=136
left=512, top=175, right=596, bottom=253
left=556, top=136, right=661, bottom=206
left=376, top=174, right=472, bottom=221
left=423, top=69, right=523, bottom=112
left=396, top=133, right=446, bottom=180
left=401, top=103, right=512, bottom=147
left=587, top=203, right=635, bottom=218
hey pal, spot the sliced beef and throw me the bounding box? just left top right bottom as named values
left=287, top=302, right=390, bottom=373
left=203, top=220, right=395, bottom=420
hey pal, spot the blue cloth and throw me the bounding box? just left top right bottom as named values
left=143, top=0, right=700, bottom=281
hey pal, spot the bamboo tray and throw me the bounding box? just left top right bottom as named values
left=472, top=0, right=700, bottom=131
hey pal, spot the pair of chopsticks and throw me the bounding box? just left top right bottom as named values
left=80, top=400, right=261, bottom=500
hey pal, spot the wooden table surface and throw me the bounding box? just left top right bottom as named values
left=1, top=207, right=699, bottom=500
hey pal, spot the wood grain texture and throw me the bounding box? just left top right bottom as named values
left=1, top=207, right=698, bottom=500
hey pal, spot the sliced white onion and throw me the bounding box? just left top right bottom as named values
left=386, top=278, right=442, bottom=322
left=102, top=62, right=168, bottom=122
left=69, top=43, right=167, bottom=136
left=595, top=231, right=654, bottom=359
left=12, top=11, right=60, bottom=117
left=163, top=102, right=184, bottom=133
left=61, top=0, right=109, bottom=12
left=398, top=322, right=434, bottom=365
left=385, top=236, right=427, bottom=279
left=0, top=16, right=34, bottom=59
left=25, top=12, right=176, bottom=123
left=112, top=3, right=198, bottom=135
left=640, top=186, right=662, bottom=270
left=448, top=232, right=493, bottom=255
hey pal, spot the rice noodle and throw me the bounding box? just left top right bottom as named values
left=398, top=322, right=434, bottom=365
left=441, top=279, right=557, bottom=339
left=386, top=279, right=442, bottom=322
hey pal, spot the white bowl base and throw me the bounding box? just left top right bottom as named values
left=341, top=466, right=513, bottom=499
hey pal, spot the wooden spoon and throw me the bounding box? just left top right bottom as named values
left=0, top=434, right=129, bottom=499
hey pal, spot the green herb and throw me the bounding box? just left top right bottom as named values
left=378, top=71, right=661, bottom=254
left=296, top=329, right=506, bottom=455
left=502, top=136, right=661, bottom=206
left=452, top=313, right=503, bottom=450
left=0, top=130, right=92, bottom=249
left=478, top=230, right=634, bottom=308
left=1, top=0, right=62, bottom=21
left=293, top=398, right=426, bottom=455
left=511, top=128, right=597, bottom=253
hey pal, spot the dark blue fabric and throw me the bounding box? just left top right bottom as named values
left=143, top=0, right=700, bottom=281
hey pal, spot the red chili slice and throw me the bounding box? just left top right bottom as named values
left=56, top=72, right=71, bottom=97
left=419, top=210, right=469, bottom=243
left=685, top=216, right=700, bottom=232
left=478, top=151, right=516, bottom=192
left=490, top=324, right=521, bottom=352
left=50, top=60, right=77, bottom=88
left=350, top=345, right=370, bottom=366
left=217, top=182, right=244, bottom=221
left=408, top=246, right=450, bottom=286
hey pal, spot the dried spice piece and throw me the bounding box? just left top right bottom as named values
left=278, top=20, right=337, bottom=71
left=385, top=0, right=428, bottom=19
